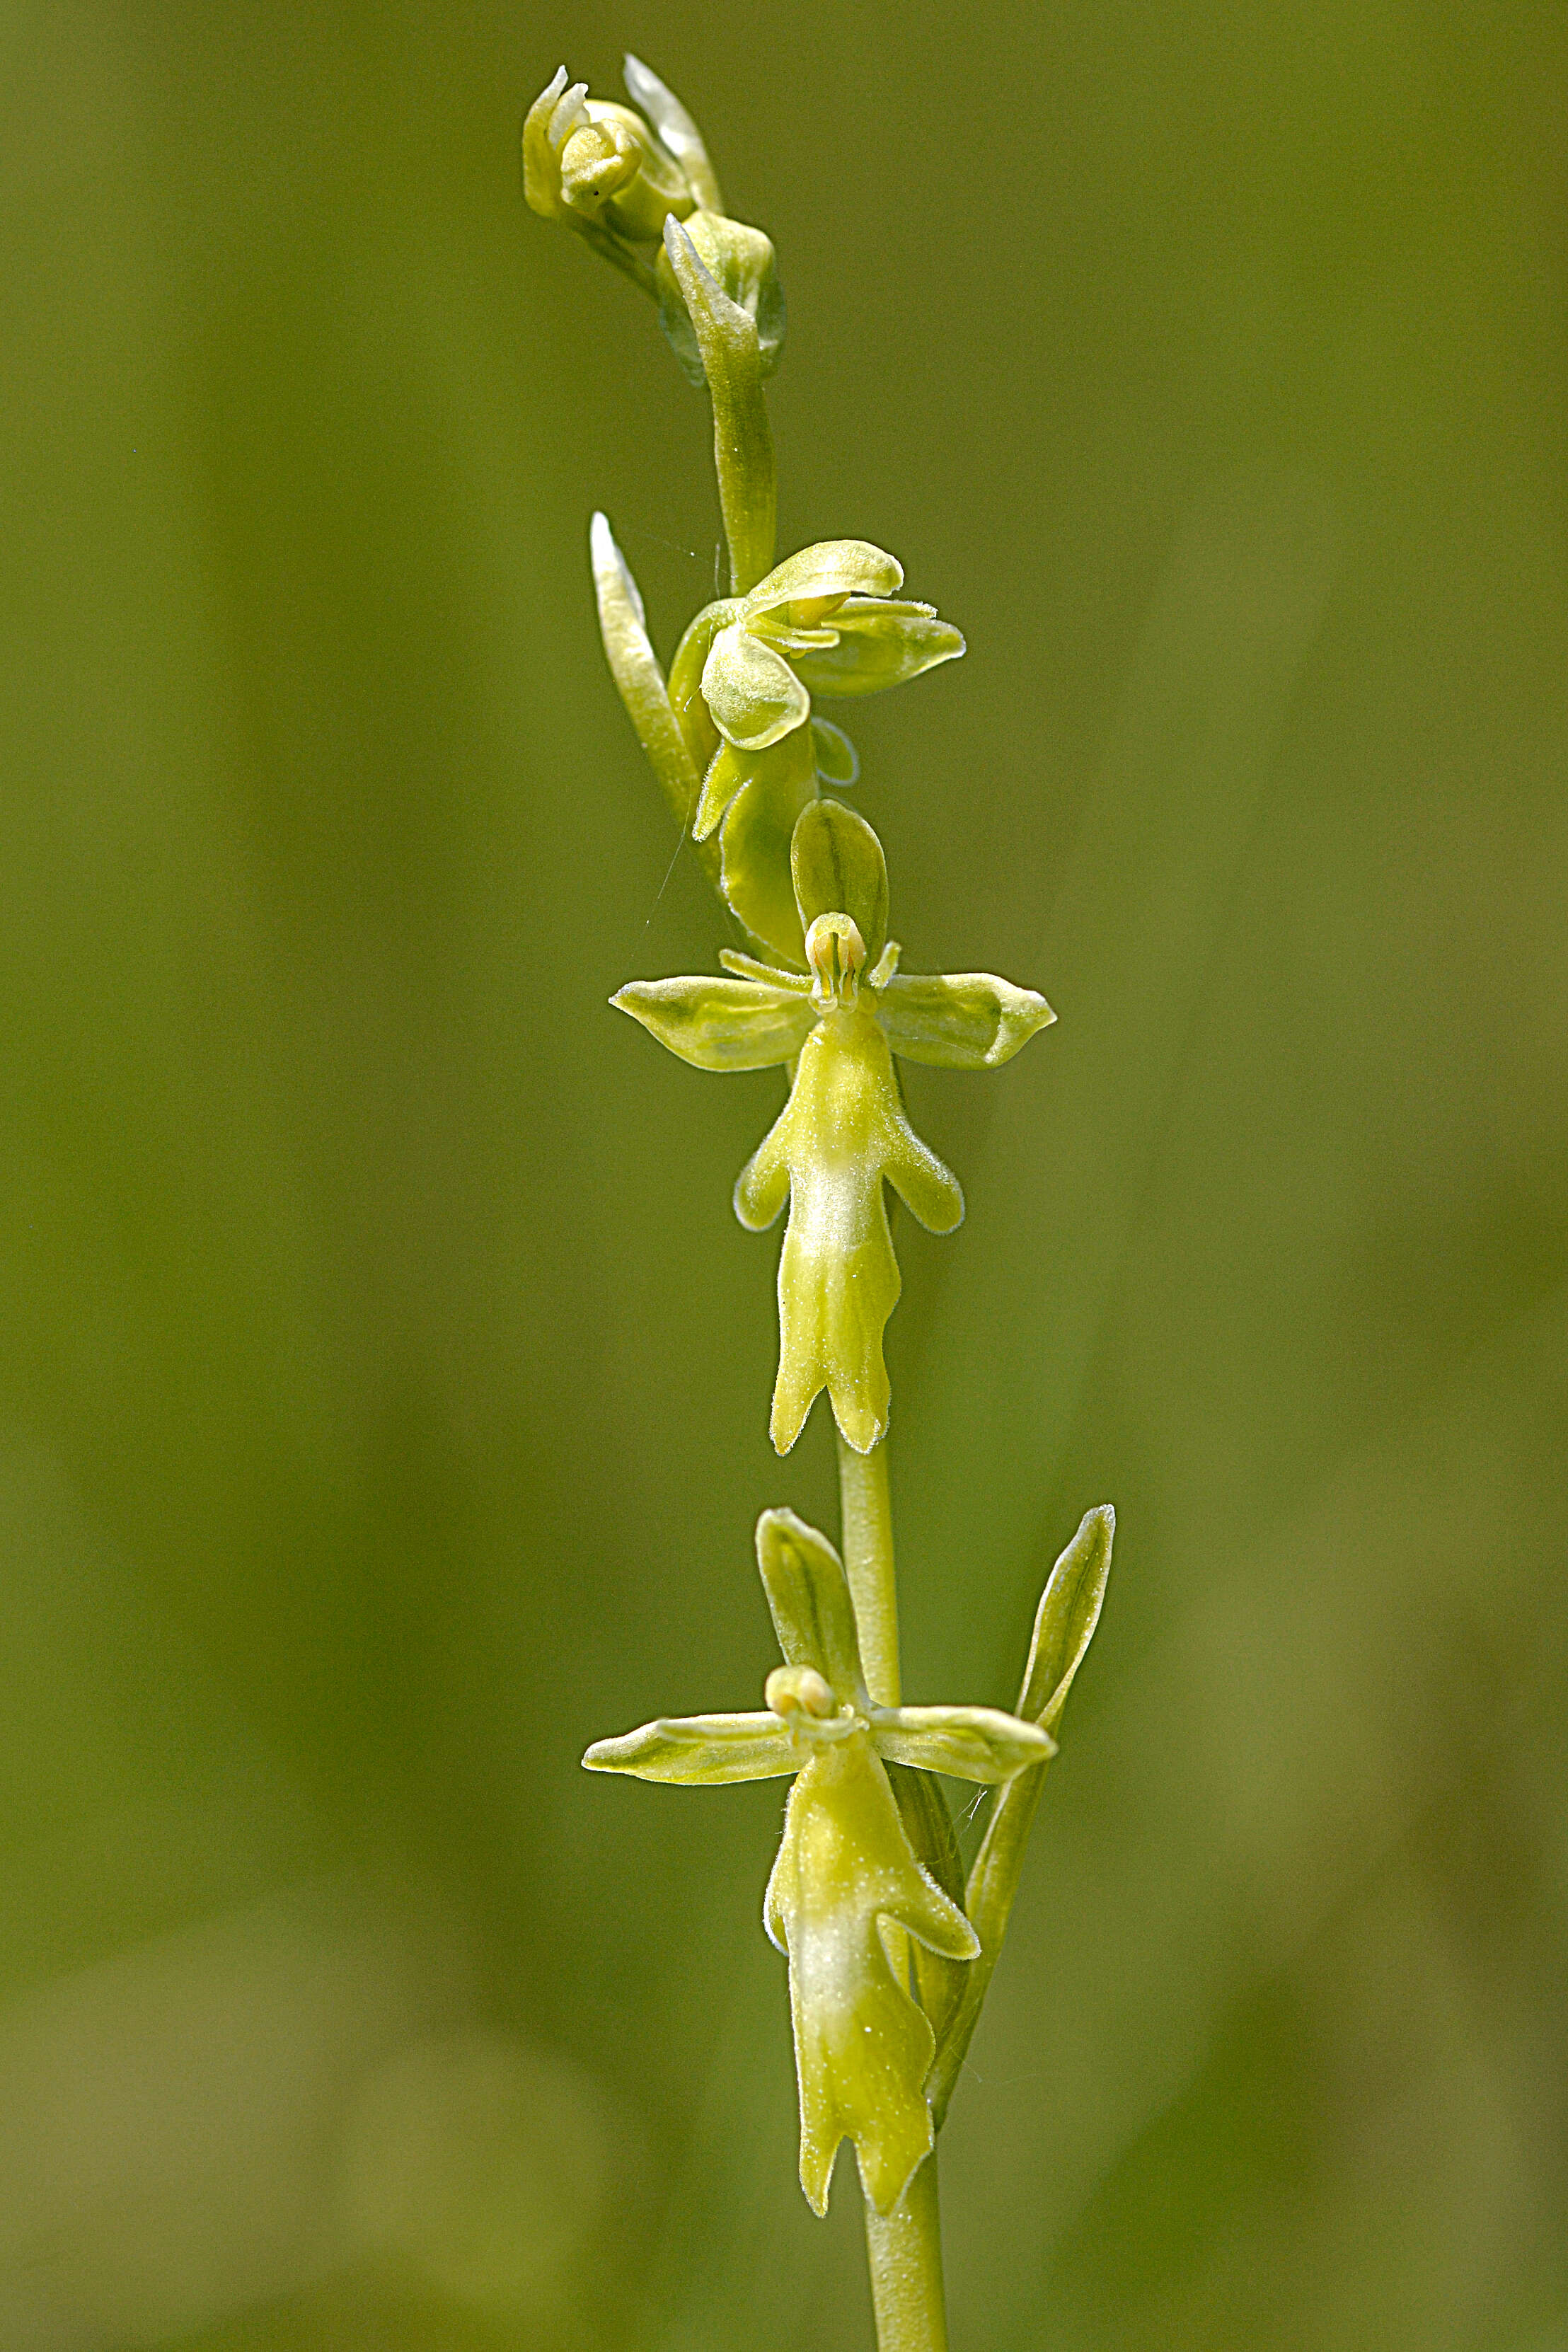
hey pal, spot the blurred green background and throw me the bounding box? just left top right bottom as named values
left=1, top=1, right=1564, bottom=2345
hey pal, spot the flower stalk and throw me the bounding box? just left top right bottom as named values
left=524, top=53, right=1115, bottom=2348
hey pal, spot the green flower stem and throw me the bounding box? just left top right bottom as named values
left=662, top=220, right=777, bottom=595
left=836, top=1431, right=899, bottom=1707
left=863, top=2156, right=949, bottom=2352
left=838, top=1435, right=951, bottom=2352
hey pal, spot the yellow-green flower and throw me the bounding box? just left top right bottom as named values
left=525, top=66, right=696, bottom=263
left=613, top=802, right=1055, bottom=1453
left=585, top=1509, right=1054, bottom=2213
left=699, top=541, right=943, bottom=759
left=671, top=541, right=963, bottom=962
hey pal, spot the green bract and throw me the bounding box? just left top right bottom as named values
left=613, top=805, right=1053, bottom=1454
left=656, top=209, right=785, bottom=384
left=584, top=1509, right=1051, bottom=2213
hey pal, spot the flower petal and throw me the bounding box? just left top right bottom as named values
left=870, top=1705, right=1056, bottom=1785
left=718, top=949, right=812, bottom=988
left=612, top=975, right=814, bottom=1072
left=764, top=1740, right=977, bottom=2215
left=584, top=1712, right=800, bottom=1784
left=770, top=1138, right=900, bottom=1454
left=622, top=51, right=723, bottom=212
left=742, top=539, right=903, bottom=619
left=701, top=622, right=809, bottom=749
left=881, top=1112, right=964, bottom=1235
left=734, top=1117, right=790, bottom=1232
left=755, top=1509, right=866, bottom=1701
left=811, top=717, right=859, bottom=788
left=693, top=741, right=751, bottom=841
left=876, top=969, right=1056, bottom=1068
left=740, top=1008, right=965, bottom=1453
left=790, top=606, right=965, bottom=698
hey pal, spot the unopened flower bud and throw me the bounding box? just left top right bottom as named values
left=524, top=64, right=706, bottom=291
left=558, top=100, right=695, bottom=242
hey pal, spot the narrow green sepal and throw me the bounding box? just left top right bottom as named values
left=870, top=1704, right=1056, bottom=1784
left=657, top=211, right=785, bottom=386
left=791, top=602, right=965, bottom=698
left=584, top=1712, right=800, bottom=1784
left=667, top=600, right=738, bottom=776
left=1017, top=1504, right=1116, bottom=1730
left=754, top=1509, right=865, bottom=1700
left=622, top=52, right=723, bottom=212
left=791, top=799, right=889, bottom=964
left=876, top=969, right=1056, bottom=1069
left=611, top=976, right=814, bottom=1072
